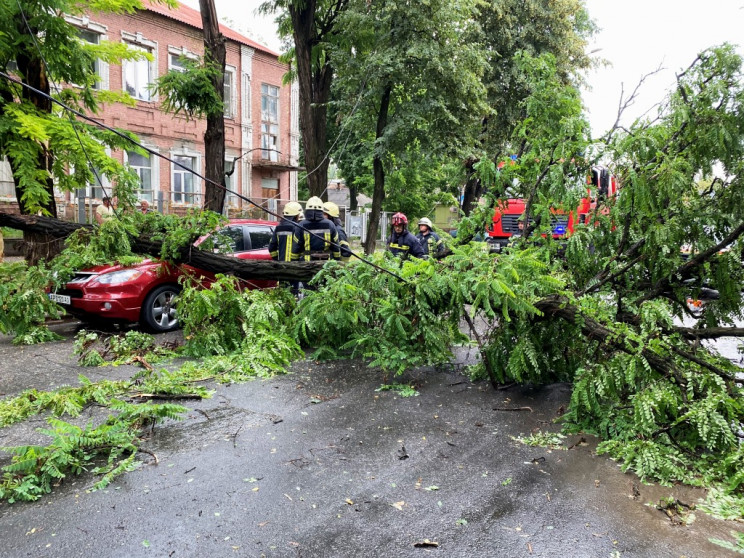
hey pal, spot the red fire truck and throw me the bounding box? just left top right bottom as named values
left=485, top=166, right=616, bottom=252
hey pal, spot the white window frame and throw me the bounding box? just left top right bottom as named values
left=170, top=148, right=201, bottom=205
left=121, top=31, right=157, bottom=102
left=125, top=146, right=159, bottom=203
left=167, top=45, right=198, bottom=72
left=65, top=16, right=109, bottom=90
left=225, top=156, right=238, bottom=208
left=86, top=154, right=111, bottom=200
left=261, top=83, right=280, bottom=161
left=224, top=65, right=237, bottom=119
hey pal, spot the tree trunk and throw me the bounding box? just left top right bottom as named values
left=0, top=212, right=324, bottom=282
left=363, top=84, right=392, bottom=255
left=349, top=182, right=358, bottom=211
left=199, top=0, right=227, bottom=214
left=460, top=168, right=482, bottom=217
left=289, top=0, right=333, bottom=200
left=13, top=20, right=60, bottom=264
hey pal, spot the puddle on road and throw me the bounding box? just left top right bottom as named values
left=148, top=405, right=272, bottom=452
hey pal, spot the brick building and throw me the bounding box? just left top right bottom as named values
left=0, top=0, right=300, bottom=219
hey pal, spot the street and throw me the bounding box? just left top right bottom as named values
left=0, top=321, right=740, bottom=557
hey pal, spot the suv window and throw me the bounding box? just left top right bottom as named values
left=215, top=226, right=245, bottom=252
left=248, top=226, right=273, bottom=250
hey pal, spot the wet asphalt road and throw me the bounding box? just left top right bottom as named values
left=0, top=322, right=740, bottom=557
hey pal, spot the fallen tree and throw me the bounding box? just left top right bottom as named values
left=0, top=211, right=324, bottom=282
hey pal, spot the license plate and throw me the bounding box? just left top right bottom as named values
left=49, top=293, right=71, bottom=305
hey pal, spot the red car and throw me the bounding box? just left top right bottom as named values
left=48, top=219, right=278, bottom=332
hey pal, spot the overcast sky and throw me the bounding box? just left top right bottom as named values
left=183, top=0, right=744, bottom=136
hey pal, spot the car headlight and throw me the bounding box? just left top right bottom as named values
left=94, top=269, right=144, bottom=285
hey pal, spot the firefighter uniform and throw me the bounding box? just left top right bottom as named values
left=270, top=202, right=303, bottom=262
left=415, top=218, right=445, bottom=259
left=388, top=230, right=424, bottom=259
left=291, top=197, right=341, bottom=262
left=323, top=201, right=352, bottom=262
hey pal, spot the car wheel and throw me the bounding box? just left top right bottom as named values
left=141, top=285, right=181, bottom=332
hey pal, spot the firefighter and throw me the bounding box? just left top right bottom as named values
left=415, top=217, right=445, bottom=259
left=323, top=201, right=352, bottom=261
left=387, top=212, right=424, bottom=259
left=291, top=196, right=341, bottom=261
left=269, top=201, right=303, bottom=262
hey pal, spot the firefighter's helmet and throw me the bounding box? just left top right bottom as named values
left=418, top=217, right=432, bottom=229
left=306, top=196, right=324, bottom=211
left=323, top=201, right=340, bottom=218
left=391, top=212, right=408, bottom=226
left=283, top=201, right=302, bottom=217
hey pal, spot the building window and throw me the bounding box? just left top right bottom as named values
left=169, top=54, right=188, bottom=72
left=224, top=67, right=236, bottom=118
left=127, top=150, right=154, bottom=202
left=261, top=84, right=279, bottom=161
left=122, top=31, right=157, bottom=101
left=123, top=44, right=153, bottom=101
left=261, top=177, right=279, bottom=190
left=78, top=29, right=102, bottom=89
left=172, top=155, right=198, bottom=204
left=87, top=166, right=107, bottom=200
left=225, top=158, right=237, bottom=208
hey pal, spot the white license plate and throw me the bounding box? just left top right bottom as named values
left=49, top=293, right=71, bottom=305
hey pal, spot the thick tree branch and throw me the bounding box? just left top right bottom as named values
left=0, top=212, right=324, bottom=282
left=674, top=326, right=744, bottom=340
left=637, top=221, right=744, bottom=304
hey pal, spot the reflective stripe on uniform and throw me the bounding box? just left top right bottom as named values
left=389, top=243, right=410, bottom=251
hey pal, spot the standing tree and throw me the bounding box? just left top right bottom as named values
left=459, top=0, right=595, bottom=216
left=260, top=0, right=349, bottom=200
left=329, top=0, right=489, bottom=253
left=198, top=0, right=227, bottom=214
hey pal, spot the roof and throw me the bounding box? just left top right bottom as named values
left=145, top=0, right=279, bottom=57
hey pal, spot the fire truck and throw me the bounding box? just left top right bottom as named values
left=485, top=165, right=616, bottom=252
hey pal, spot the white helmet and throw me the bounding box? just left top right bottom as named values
left=418, top=217, right=433, bottom=228
left=323, top=201, right=340, bottom=218
left=283, top=201, right=302, bottom=217
left=306, top=196, right=324, bottom=211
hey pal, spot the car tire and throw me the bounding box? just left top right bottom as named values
left=141, top=284, right=181, bottom=332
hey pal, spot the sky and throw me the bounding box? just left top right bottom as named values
left=183, top=0, right=744, bottom=136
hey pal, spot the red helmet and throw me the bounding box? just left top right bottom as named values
left=391, top=212, right=408, bottom=226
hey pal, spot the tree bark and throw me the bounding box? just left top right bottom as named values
left=199, top=0, right=227, bottom=214
left=0, top=212, right=324, bottom=282
left=460, top=165, right=482, bottom=217
left=289, top=0, right=335, bottom=199
left=363, top=83, right=391, bottom=255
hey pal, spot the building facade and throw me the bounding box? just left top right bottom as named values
left=0, top=0, right=300, bottom=219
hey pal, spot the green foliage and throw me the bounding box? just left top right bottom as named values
left=375, top=383, right=419, bottom=397
left=0, top=400, right=185, bottom=502
left=700, top=488, right=744, bottom=521
left=0, top=261, right=62, bottom=341
left=73, top=330, right=178, bottom=366
left=177, top=275, right=302, bottom=378
left=709, top=531, right=744, bottom=554
left=152, top=55, right=225, bottom=119
left=296, top=257, right=468, bottom=374
left=513, top=431, right=566, bottom=449
left=0, top=376, right=128, bottom=428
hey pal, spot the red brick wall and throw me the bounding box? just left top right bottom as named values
left=72, top=5, right=294, bottom=213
